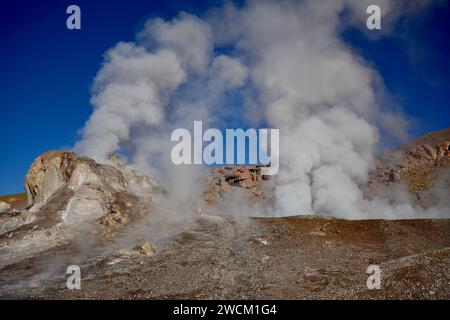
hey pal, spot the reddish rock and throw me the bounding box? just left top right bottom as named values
left=204, top=165, right=270, bottom=204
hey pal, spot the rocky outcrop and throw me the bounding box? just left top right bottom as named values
left=203, top=137, right=450, bottom=209
left=25, top=151, right=77, bottom=210
left=400, top=141, right=450, bottom=166
left=105, top=154, right=166, bottom=196
left=367, top=140, right=450, bottom=198
left=23, top=151, right=163, bottom=230
left=204, top=165, right=271, bottom=204
left=0, top=151, right=167, bottom=270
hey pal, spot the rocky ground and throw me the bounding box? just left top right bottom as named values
left=0, top=129, right=449, bottom=299
left=1, top=214, right=449, bottom=299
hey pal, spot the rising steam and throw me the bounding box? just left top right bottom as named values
left=75, top=0, right=448, bottom=219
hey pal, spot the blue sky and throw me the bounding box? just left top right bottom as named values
left=0, top=0, right=449, bottom=195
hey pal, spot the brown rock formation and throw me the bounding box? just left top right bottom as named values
left=23, top=151, right=163, bottom=235
left=367, top=136, right=450, bottom=201
left=204, top=165, right=271, bottom=205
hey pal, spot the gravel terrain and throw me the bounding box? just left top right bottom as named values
left=1, top=213, right=448, bottom=299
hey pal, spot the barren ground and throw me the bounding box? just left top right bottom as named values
left=1, top=212, right=449, bottom=299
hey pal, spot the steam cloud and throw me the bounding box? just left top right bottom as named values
left=75, top=0, right=448, bottom=219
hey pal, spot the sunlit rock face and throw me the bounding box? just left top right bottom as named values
left=24, top=151, right=163, bottom=226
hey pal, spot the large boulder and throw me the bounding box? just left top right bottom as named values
left=24, top=151, right=163, bottom=226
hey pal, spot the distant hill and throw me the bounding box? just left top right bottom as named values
left=403, top=127, right=450, bottom=150
left=0, top=192, right=27, bottom=209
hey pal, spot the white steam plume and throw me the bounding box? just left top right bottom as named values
left=75, top=0, right=447, bottom=219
